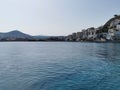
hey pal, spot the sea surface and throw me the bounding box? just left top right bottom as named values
left=0, top=42, right=120, bottom=90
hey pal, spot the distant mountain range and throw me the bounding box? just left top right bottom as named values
left=0, top=30, right=65, bottom=41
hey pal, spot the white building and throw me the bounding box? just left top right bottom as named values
left=106, top=29, right=115, bottom=40
left=107, top=18, right=120, bottom=40
left=116, top=24, right=120, bottom=30
left=87, top=28, right=97, bottom=39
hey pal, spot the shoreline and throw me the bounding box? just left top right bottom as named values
left=0, top=40, right=120, bottom=43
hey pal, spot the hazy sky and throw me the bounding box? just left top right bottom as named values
left=0, top=0, right=120, bottom=35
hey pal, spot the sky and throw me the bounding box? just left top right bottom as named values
left=0, top=0, right=120, bottom=36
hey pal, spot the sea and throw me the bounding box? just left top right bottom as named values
left=0, top=42, right=120, bottom=90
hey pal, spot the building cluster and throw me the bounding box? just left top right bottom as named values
left=66, top=15, right=120, bottom=42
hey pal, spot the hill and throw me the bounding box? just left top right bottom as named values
left=0, top=30, right=65, bottom=41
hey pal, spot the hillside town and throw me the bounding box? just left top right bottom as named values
left=65, top=15, right=120, bottom=42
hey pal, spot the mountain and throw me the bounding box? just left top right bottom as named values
left=0, top=30, right=34, bottom=41
left=0, top=30, right=66, bottom=41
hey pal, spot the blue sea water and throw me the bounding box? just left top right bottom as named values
left=0, top=42, right=120, bottom=90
